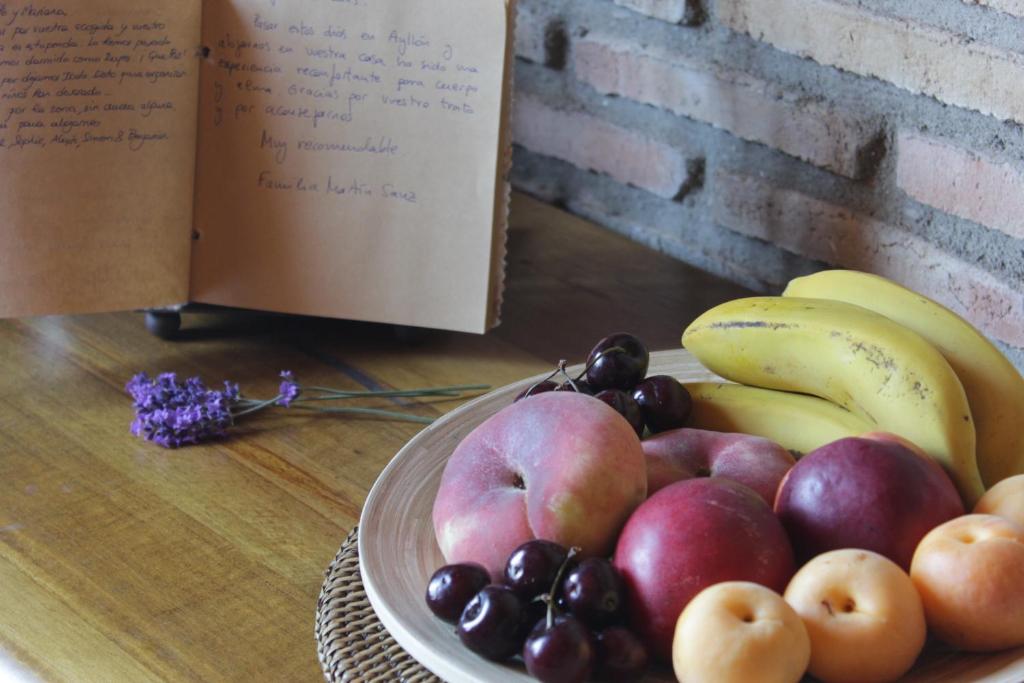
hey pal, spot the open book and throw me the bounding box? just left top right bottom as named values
left=0, top=0, right=513, bottom=333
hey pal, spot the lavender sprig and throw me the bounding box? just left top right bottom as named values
left=126, top=371, right=487, bottom=449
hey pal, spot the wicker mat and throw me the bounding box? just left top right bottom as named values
left=315, top=526, right=441, bottom=683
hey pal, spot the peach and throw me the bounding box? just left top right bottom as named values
left=672, top=581, right=810, bottom=683
left=910, top=514, right=1024, bottom=652
left=974, top=474, right=1024, bottom=528
left=642, top=428, right=795, bottom=505
left=432, top=392, right=646, bottom=579
left=784, top=549, right=926, bottom=683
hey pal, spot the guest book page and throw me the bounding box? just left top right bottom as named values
left=189, top=0, right=511, bottom=333
left=0, top=0, right=201, bottom=316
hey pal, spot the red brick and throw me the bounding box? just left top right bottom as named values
left=897, top=132, right=1024, bottom=240
left=719, top=0, right=1024, bottom=124
left=712, top=170, right=1024, bottom=347
left=573, top=35, right=879, bottom=178
left=513, top=94, right=699, bottom=199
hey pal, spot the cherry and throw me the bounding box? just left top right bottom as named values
left=457, top=585, right=528, bottom=661
left=594, top=389, right=644, bottom=437
left=594, top=627, right=649, bottom=680
left=504, top=539, right=572, bottom=600
left=523, top=615, right=595, bottom=683
left=515, top=380, right=559, bottom=401
left=585, top=334, right=649, bottom=391
left=561, top=558, right=626, bottom=628
left=557, top=379, right=595, bottom=395
left=425, top=563, right=491, bottom=623
left=632, top=375, right=692, bottom=433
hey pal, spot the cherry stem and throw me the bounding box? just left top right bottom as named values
left=522, top=364, right=564, bottom=397
left=545, top=546, right=579, bottom=629
left=557, top=360, right=581, bottom=393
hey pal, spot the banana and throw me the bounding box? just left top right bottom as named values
left=682, top=296, right=985, bottom=505
left=783, top=270, right=1024, bottom=486
left=684, top=381, right=875, bottom=457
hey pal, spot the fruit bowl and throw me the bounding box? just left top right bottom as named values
left=357, top=349, right=1024, bottom=683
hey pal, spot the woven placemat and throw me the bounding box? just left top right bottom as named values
left=315, top=526, right=441, bottom=683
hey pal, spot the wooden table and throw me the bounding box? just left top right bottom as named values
left=0, top=194, right=749, bottom=682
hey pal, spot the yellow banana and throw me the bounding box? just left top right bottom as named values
left=682, top=296, right=984, bottom=505
left=684, top=381, right=875, bottom=457
left=783, top=269, right=1024, bottom=486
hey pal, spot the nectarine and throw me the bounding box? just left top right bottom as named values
left=614, top=478, right=794, bottom=662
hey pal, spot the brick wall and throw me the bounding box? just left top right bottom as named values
left=510, top=0, right=1024, bottom=369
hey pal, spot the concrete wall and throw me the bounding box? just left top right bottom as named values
left=510, top=0, right=1024, bottom=368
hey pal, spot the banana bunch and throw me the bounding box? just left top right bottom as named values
left=683, top=381, right=874, bottom=457
left=783, top=270, right=1024, bottom=489
left=680, top=271, right=1023, bottom=506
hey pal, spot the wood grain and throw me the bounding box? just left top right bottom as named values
left=0, top=194, right=751, bottom=682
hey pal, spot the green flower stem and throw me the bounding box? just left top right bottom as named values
left=232, top=396, right=282, bottom=419
left=230, top=383, right=487, bottom=423
left=304, top=384, right=488, bottom=398
left=286, top=404, right=435, bottom=424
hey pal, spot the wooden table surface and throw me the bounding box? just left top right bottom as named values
left=0, top=194, right=749, bottom=682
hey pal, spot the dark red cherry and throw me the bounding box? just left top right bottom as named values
left=594, top=389, right=644, bottom=437
left=561, top=558, right=626, bottom=628
left=523, top=615, right=595, bottom=683
left=515, top=380, right=559, bottom=401
left=425, top=563, right=491, bottom=623
left=457, top=585, right=528, bottom=661
left=585, top=334, right=649, bottom=391
left=595, top=627, right=649, bottom=680
left=632, top=375, right=692, bottom=433
left=504, top=539, right=571, bottom=600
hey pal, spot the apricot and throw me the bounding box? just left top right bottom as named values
left=784, top=549, right=926, bottom=683
left=974, top=474, right=1024, bottom=528
left=911, top=514, right=1024, bottom=652
left=672, top=582, right=809, bottom=683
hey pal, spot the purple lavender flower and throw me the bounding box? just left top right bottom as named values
left=277, top=370, right=301, bottom=407
left=126, top=372, right=236, bottom=448
left=128, top=369, right=482, bottom=449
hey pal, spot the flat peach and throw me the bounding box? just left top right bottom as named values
left=784, top=549, right=926, bottom=683
left=974, top=474, right=1024, bottom=528
left=673, top=581, right=809, bottom=683
left=911, top=514, right=1024, bottom=651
